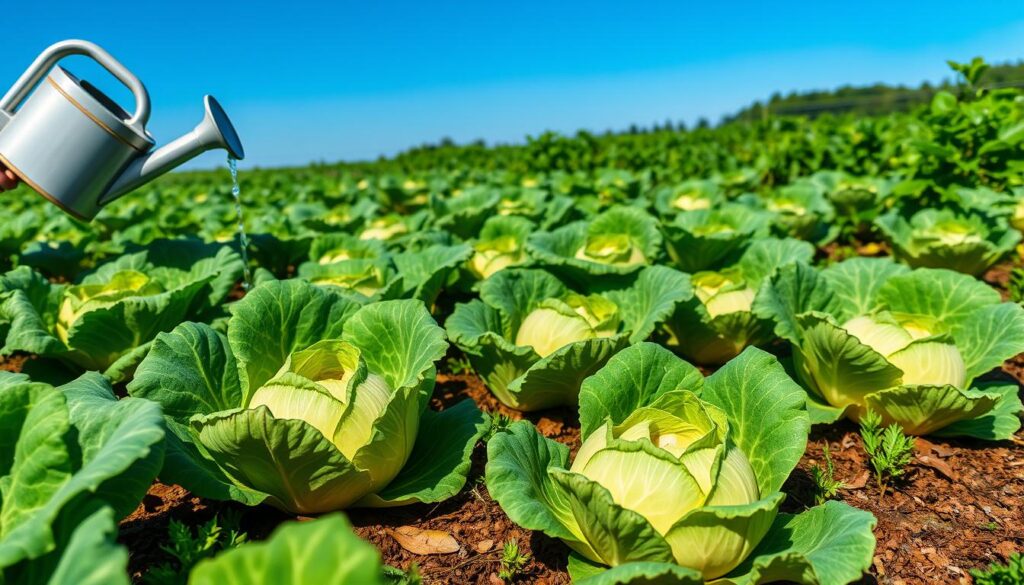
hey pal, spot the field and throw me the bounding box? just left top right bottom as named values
left=0, top=60, right=1023, bottom=585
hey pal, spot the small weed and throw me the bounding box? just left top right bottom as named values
left=498, top=539, right=531, bottom=582
left=142, top=510, right=248, bottom=585
left=859, top=410, right=915, bottom=503
left=383, top=563, right=423, bottom=585
left=970, top=553, right=1024, bottom=585
left=810, top=442, right=844, bottom=506
left=1008, top=267, right=1024, bottom=304
left=445, top=355, right=474, bottom=375
left=484, top=412, right=514, bottom=442
left=981, top=521, right=1000, bottom=532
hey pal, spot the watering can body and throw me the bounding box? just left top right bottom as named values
left=0, top=40, right=244, bottom=221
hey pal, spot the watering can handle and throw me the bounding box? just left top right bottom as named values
left=0, top=39, right=151, bottom=129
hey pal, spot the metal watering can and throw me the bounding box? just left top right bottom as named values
left=0, top=39, right=245, bottom=221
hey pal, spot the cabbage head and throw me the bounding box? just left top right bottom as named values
left=298, top=242, right=470, bottom=307
left=756, top=258, right=1024, bottom=437
left=487, top=343, right=876, bottom=584
left=740, top=181, right=837, bottom=244
left=0, top=240, right=242, bottom=380
left=661, top=203, right=770, bottom=273
left=527, top=206, right=661, bottom=286
left=446, top=267, right=689, bottom=411
left=652, top=179, right=722, bottom=216
left=127, top=279, right=489, bottom=514
left=466, top=216, right=535, bottom=281
left=875, top=208, right=1020, bottom=276
left=662, top=238, right=814, bottom=365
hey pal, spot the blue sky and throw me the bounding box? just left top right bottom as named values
left=4, top=1, right=1024, bottom=169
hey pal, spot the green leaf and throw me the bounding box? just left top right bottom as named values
left=578, top=343, right=704, bottom=439
left=229, top=279, right=362, bottom=400
left=58, top=373, right=166, bottom=519
left=38, top=507, right=130, bottom=585
left=478, top=269, right=566, bottom=339
left=951, top=302, right=1024, bottom=384
left=820, top=258, right=909, bottom=321
left=391, top=244, right=472, bottom=305
left=358, top=399, right=489, bottom=506
left=737, top=238, right=815, bottom=287
left=569, top=554, right=704, bottom=585
left=549, top=469, right=675, bottom=567
left=0, top=373, right=164, bottom=571
left=601, top=266, right=693, bottom=343
left=128, top=322, right=243, bottom=422
left=341, top=299, right=448, bottom=404
left=506, top=335, right=627, bottom=411
left=192, top=407, right=371, bottom=514
left=717, top=501, right=876, bottom=585
left=864, top=384, right=999, bottom=436
left=793, top=313, right=903, bottom=415
left=485, top=421, right=579, bottom=543
left=876, top=268, right=1000, bottom=330
left=2, top=505, right=130, bottom=585
left=188, top=514, right=385, bottom=585
left=752, top=262, right=838, bottom=344
left=933, top=381, right=1022, bottom=440
left=702, top=348, right=809, bottom=495
left=663, top=493, right=784, bottom=580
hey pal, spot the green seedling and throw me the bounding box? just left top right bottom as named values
left=860, top=410, right=915, bottom=503
left=810, top=442, right=844, bottom=506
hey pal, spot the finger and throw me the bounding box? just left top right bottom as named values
left=0, top=171, right=15, bottom=191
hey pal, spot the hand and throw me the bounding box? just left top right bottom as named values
left=0, top=164, right=18, bottom=192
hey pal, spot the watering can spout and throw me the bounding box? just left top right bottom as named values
left=100, top=95, right=244, bottom=205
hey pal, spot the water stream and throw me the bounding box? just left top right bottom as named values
left=228, top=156, right=253, bottom=291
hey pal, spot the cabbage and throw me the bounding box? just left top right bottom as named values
left=486, top=344, right=876, bottom=583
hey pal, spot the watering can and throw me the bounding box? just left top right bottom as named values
left=0, top=39, right=244, bottom=221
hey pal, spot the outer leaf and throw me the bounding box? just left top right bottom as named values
left=737, top=238, right=815, bottom=287
left=358, top=399, right=489, bottom=507
left=793, top=313, right=903, bottom=413
left=752, top=262, right=838, bottom=345
left=933, top=381, right=1023, bottom=440
left=485, top=421, right=579, bottom=543
left=663, top=493, right=784, bottom=580
left=951, top=302, right=1024, bottom=383
left=506, top=336, right=627, bottom=412
left=600, top=266, right=693, bottom=343
left=229, top=279, right=362, bottom=400
left=188, top=514, right=385, bottom=585
left=876, top=268, right=1000, bottom=330
left=701, top=347, right=809, bottom=495
left=128, top=322, right=243, bottom=421
left=569, top=554, right=703, bottom=585
left=0, top=373, right=164, bottom=570
left=578, top=343, right=704, bottom=439
left=864, top=384, right=999, bottom=436
left=549, top=469, right=675, bottom=567
left=31, top=507, right=129, bottom=585
left=192, top=407, right=371, bottom=514
left=716, top=501, right=876, bottom=585
left=820, top=258, right=909, bottom=321
left=341, top=299, right=448, bottom=404
left=478, top=269, right=566, bottom=339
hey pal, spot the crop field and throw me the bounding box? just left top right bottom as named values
left=1, top=60, right=1023, bottom=585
